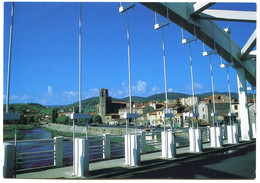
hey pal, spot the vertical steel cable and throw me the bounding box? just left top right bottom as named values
left=162, top=28, right=168, bottom=132
left=209, top=55, right=216, bottom=126
left=188, top=43, right=196, bottom=129
left=6, top=2, right=14, bottom=113
left=79, top=2, right=82, bottom=114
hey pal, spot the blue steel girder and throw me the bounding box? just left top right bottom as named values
left=141, top=2, right=256, bottom=86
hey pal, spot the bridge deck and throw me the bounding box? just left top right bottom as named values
left=16, top=139, right=255, bottom=179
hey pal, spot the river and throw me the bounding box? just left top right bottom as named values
left=21, top=127, right=56, bottom=140
left=14, top=127, right=123, bottom=171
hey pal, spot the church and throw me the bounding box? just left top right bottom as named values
left=96, top=88, right=127, bottom=124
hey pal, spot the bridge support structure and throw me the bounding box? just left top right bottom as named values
left=210, top=126, right=223, bottom=148
left=124, top=134, right=141, bottom=166
left=252, top=123, right=256, bottom=139
left=236, top=67, right=252, bottom=141
left=103, top=134, right=111, bottom=159
left=74, top=138, right=89, bottom=177
left=227, top=125, right=239, bottom=144
left=161, top=131, right=176, bottom=159
left=189, top=128, right=202, bottom=152
left=54, top=137, right=64, bottom=167
left=3, top=143, right=15, bottom=178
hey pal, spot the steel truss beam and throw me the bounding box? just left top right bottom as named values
left=240, top=30, right=256, bottom=60
left=141, top=2, right=256, bottom=86
left=191, top=2, right=215, bottom=16
left=199, top=9, right=256, bottom=22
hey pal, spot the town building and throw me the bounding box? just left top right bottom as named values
left=96, top=88, right=126, bottom=123
left=180, top=96, right=201, bottom=107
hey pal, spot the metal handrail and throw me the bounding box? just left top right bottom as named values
left=16, top=158, right=54, bottom=165
left=17, top=150, right=54, bottom=155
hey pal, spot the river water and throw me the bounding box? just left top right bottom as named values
left=14, top=127, right=123, bottom=171
left=21, top=127, right=55, bottom=140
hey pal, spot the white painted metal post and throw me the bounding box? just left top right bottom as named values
left=72, top=108, right=75, bottom=176
left=209, top=56, right=216, bottom=127
left=54, top=136, right=64, bottom=167
left=189, top=42, right=195, bottom=128
left=79, top=2, right=82, bottom=114
left=236, top=67, right=252, bottom=140
left=195, top=128, right=202, bottom=152
left=6, top=2, right=14, bottom=114
left=161, top=28, right=169, bottom=132
left=141, top=131, right=147, bottom=154
left=75, top=138, right=89, bottom=177
left=3, top=143, right=15, bottom=178
left=103, top=134, right=111, bottom=159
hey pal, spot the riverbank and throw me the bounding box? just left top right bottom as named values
left=41, top=123, right=141, bottom=136
left=3, top=124, right=35, bottom=141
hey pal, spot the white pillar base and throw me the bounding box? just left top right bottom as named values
left=222, top=125, right=227, bottom=139
left=252, top=123, right=256, bottom=139
left=227, top=125, right=239, bottom=144
left=210, top=126, right=223, bottom=148
left=74, top=138, right=89, bottom=177
left=3, top=143, right=15, bottom=178
left=189, top=128, right=203, bottom=152
left=161, top=131, right=176, bottom=158
left=125, top=134, right=141, bottom=166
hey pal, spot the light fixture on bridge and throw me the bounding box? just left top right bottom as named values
left=202, top=49, right=217, bottom=57
left=211, top=112, right=219, bottom=117
left=228, top=112, right=236, bottom=117
left=162, top=112, right=173, bottom=118
left=119, top=2, right=135, bottom=14
left=182, top=36, right=197, bottom=44
left=220, top=62, right=234, bottom=69
left=154, top=3, right=170, bottom=30
left=123, top=112, right=138, bottom=119
left=189, top=113, right=199, bottom=118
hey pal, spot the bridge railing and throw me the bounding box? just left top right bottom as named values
left=4, top=127, right=214, bottom=177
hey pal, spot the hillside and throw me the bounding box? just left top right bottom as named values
left=5, top=91, right=252, bottom=113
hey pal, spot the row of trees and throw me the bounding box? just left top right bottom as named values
left=51, top=108, right=102, bottom=126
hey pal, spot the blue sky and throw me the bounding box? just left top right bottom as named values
left=2, top=2, right=256, bottom=105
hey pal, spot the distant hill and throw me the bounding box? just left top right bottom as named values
left=6, top=91, right=252, bottom=113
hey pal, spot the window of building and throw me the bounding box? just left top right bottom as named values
left=202, top=108, right=204, bottom=112
left=203, top=114, right=205, bottom=119
left=234, top=105, right=238, bottom=110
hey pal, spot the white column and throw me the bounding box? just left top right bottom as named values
left=210, top=127, right=217, bottom=147
left=210, top=126, right=223, bottom=147
left=141, top=131, right=147, bottom=154
left=222, top=125, right=227, bottom=140
left=216, top=126, right=223, bottom=147
left=125, top=134, right=140, bottom=166
left=74, top=138, right=89, bottom=177
left=195, top=128, right=203, bottom=152
left=103, top=134, right=111, bottom=159
left=161, top=131, right=176, bottom=158
left=189, top=128, right=196, bottom=152
left=54, top=136, right=63, bottom=167
left=227, top=125, right=239, bottom=144
left=252, top=123, right=256, bottom=139
left=189, top=128, right=202, bottom=152
left=3, top=143, right=15, bottom=178
left=236, top=67, right=252, bottom=140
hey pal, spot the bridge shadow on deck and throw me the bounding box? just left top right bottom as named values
left=89, top=141, right=256, bottom=179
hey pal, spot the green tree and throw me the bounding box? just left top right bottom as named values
left=51, top=108, right=58, bottom=123
left=26, top=116, right=34, bottom=124
left=56, top=115, right=69, bottom=124
left=93, top=114, right=102, bottom=124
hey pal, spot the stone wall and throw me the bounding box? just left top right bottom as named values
left=42, top=123, right=141, bottom=136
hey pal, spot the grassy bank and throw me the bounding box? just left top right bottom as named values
left=3, top=124, right=35, bottom=141
left=41, top=126, right=87, bottom=138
